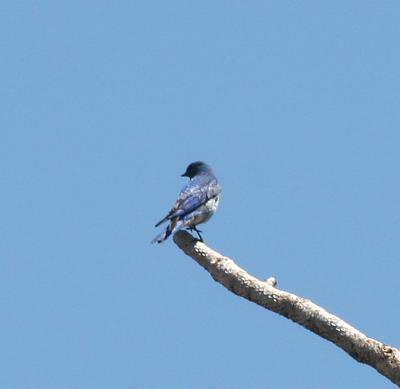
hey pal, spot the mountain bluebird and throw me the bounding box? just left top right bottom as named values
left=152, top=161, right=221, bottom=244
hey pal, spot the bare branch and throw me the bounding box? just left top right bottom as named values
left=173, top=231, right=400, bottom=386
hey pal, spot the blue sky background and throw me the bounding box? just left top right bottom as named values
left=1, top=1, right=400, bottom=388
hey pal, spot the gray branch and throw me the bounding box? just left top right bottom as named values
left=173, top=230, right=400, bottom=386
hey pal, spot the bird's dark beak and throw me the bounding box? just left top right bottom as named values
left=181, top=173, right=187, bottom=177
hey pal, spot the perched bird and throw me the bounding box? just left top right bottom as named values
left=152, top=161, right=221, bottom=244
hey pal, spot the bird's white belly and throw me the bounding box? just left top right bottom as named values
left=187, top=196, right=219, bottom=226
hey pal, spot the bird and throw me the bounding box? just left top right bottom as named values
left=152, top=161, right=221, bottom=244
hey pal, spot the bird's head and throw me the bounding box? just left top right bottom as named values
left=181, top=161, right=213, bottom=179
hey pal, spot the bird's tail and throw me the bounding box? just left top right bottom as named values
left=155, top=215, right=169, bottom=227
left=151, top=219, right=182, bottom=244
left=151, top=228, right=171, bottom=244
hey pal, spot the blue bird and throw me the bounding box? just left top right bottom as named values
left=152, top=161, right=221, bottom=244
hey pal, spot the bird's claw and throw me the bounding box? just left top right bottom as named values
left=188, top=226, right=204, bottom=241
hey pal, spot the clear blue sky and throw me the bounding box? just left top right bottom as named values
left=1, top=1, right=399, bottom=388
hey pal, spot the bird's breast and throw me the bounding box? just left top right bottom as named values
left=186, top=196, right=219, bottom=226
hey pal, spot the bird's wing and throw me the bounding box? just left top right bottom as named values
left=155, top=176, right=221, bottom=227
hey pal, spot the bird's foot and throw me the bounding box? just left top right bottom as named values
left=188, top=226, right=204, bottom=242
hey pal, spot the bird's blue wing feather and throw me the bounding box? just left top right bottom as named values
left=154, top=174, right=221, bottom=227
left=169, top=175, right=220, bottom=219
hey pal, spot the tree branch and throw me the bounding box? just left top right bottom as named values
left=173, top=230, right=400, bottom=386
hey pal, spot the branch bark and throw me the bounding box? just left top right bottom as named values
left=173, top=230, right=400, bottom=386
